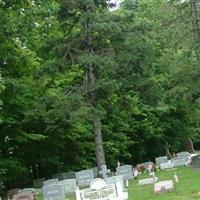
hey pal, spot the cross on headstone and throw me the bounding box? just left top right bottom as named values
left=99, top=165, right=110, bottom=179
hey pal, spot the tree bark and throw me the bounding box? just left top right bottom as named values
left=86, top=9, right=106, bottom=170
left=184, top=138, right=195, bottom=153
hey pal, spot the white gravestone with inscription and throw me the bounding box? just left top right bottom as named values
left=43, top=184, right=65, bottom=200
left=154, top=180, right=174, bottom=193
left=76, top=178, right=128, bottom=200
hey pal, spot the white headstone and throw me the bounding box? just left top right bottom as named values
left=154, top=180, right=174, bottom=193
left=75, top=178, right=128, bottom=200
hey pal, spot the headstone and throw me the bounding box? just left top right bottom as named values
left=171, top=157, right=186, bottom=167
left=191, top=154, right=200, bottom=169
left=138, top=178, right=156, bottom=186
left=33, top=178, right=44, bottom=188
left=154, top=180, right=174, bottom=193
left=43, top=178, right=59, bottom=186
left=13, top=192, right=34, bottom=200
left=43, top=184, right=65, bottom=200
left=75, top=178, right=128, bottom=200
left=177, top=152, right=191, bottom=164
left=155, top=156, right=168, bottom=166
left=116, top=165, right=134, bottom=180
left=99, top=165, right=111, bottom=179
left=76, top=169, right=94, bottom=187
left=160, top=161, right=173, bottom=170
left=105, top=176, right=125, bottom=190
left=59, top=179, right=77, bottom=194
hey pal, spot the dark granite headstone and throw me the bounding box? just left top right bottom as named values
left=191, top=154, right=200, bottom=169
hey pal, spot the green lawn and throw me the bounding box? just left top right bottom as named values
left=37, top=167, right=200, bottom=200
left=128, top=167, right=200, bottom=200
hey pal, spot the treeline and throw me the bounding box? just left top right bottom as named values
left=0, top=0, right=200, bottom=191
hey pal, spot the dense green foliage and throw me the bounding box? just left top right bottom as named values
left=0, top=0, right=200, bottom=191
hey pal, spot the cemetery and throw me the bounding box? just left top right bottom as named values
left=1, top=0, right=200, bottom=200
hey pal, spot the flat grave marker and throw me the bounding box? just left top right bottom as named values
left=154, top=180, right=174, bottom=193
left=138, top=178, right=156, bottom=186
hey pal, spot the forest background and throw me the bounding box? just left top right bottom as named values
left=0, top=0, right=200, bottom=191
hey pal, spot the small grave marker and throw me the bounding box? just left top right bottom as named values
left=154, top=180, right=174, bottom=193
left=138, top=178, right=156, bottom=186
left=160, top=161, right=173, bottom=170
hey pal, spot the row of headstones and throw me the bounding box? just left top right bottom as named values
left=29, top=164, right=134, bottom=200
left=155, top=152, right=200, bottom=170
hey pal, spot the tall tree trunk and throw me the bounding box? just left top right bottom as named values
left=190, top=0, right=200, bottom=60
left=185, top=138, right=195, bottom=153
left=86, top=9, right=106, bottom=170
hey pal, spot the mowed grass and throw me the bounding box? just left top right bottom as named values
left=128, top=167, right=200, bottom=200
